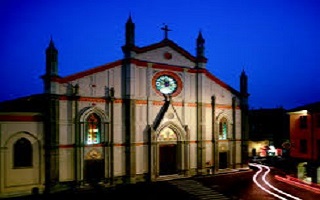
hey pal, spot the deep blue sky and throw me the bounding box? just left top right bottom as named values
left=1, top=0, right=320, bottom=109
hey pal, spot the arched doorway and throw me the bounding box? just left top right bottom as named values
left=158, top=127, right=178, bottom=175
left=78, top=108, right=110, bottom=185
left=84, top=113, right=104, bottom=183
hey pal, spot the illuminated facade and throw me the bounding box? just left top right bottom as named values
left=0, top=16, right=249, bottom=197
left=287, top=102, right=320, bottom=183
left=288, top=103, right=320, bottom=161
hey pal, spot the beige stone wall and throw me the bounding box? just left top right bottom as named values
left=0, top=118, right=44, bottom=197
left=137, top=46, right=195, bottom=68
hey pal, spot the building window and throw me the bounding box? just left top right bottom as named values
left=300, top=139, right=307, bottom=154
left=86, top=113, right=101, bottom=144
left=299, top=116, right=308, bottom=129
left=219, top=117, right=228, bottom=140
left=14, top=137, right=32, bottom=167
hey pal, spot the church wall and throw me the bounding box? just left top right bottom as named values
left=113, top=103, right=125, bottom=144
left=205, top=143, right=213, bottom=167
left=189, top=142, right=197, bottom=170
left=135, top=67, right=147, bottom=98
left=95, top=71, right=108, bottom=97
left=236, top=141, right=242, bottom=165
left=56, top=100, right=75, bottom=182
left=235, top=110, right=242, bottom=139
left=63, top=66, right=122, bottom=99
left=136, top=47, right=195, bottom=68
left=134, top=104, right=148, bottom=175
left=76, top=76, right=91, bottom=97
left=186, top=74, right=196, bottom=102
left=59, top=148, right=74, bottom=181
left=113, top=146, right=125, bottom=176
left=135, top=145, right=148, bottom=175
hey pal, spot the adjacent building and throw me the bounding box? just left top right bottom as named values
left=287, top=101, right=320, bottom=183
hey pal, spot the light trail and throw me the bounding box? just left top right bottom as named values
left=249, top=163, right=287, bottom=200
left=260, top=164, right=302, bottom=200
left=248, top=163, right=302, bottom=200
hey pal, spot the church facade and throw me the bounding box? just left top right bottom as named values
left=0, top=17, right=249, bottom=197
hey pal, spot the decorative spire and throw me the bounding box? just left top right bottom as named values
left=46, top=35, right=57, bottom=52
left=240, top=69, right=248, bottom=96
left=46, top=36, right=58, bottom=76
left=125, top=14, right=135, bottom=47
left=196, top=30, right=205, bottom=58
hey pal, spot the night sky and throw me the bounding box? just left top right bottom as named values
left=1, top=0, right=320, bottom=109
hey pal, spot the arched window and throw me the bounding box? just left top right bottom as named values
left=14, top=137, right=32, bottom=167
left=86, top=113, right=101, bottom=144
left=219, top=118, right=228, bottom=140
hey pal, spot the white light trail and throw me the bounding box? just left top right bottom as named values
left=248, top=163, right=302, bottom=200
left=260, top=164, right=302, bottom=200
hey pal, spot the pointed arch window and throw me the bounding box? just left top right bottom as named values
left=86, top=113, right=101, bottom=144
left=219, top=118, right=228, bottom=140
left=14, top=137, right=32, bottom=167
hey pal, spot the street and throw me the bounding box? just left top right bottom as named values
left=196, top=164, right=320, bottom=200
left=3, top=165, right=320, bottom=200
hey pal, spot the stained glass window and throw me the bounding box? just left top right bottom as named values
left=86, top=113, right=101, bottom=144
left=14, top=137, right=32, bottom=167
left=219, top=118, right=228, bottom=140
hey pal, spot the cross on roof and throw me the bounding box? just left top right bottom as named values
left=161, top=24, right=171, bottom=39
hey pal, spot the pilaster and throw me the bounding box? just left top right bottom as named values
left=124, top=99, right=136, bottom=183
left=44, top=94, right=60, bottom=194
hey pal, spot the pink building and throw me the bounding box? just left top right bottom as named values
left=288, top=102, right=320, bottom=161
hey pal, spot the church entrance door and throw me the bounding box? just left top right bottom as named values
left=159, top=144, right=177, bottom=175
left=219, top=152, right=228, bottom=169
left=84, top=159, right=104, bottom=183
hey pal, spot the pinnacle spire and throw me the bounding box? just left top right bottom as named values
left=197, top=30, right=204, bottom=44
left=125, top=13, right=135, bottom=47
left=47, top=35, right=57, bottom=52
left=196, top=30, right=205, bottom=58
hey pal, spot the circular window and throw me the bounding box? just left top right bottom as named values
left=152, top=71, right=182, bottom=97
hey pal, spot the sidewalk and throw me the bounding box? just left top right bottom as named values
left=275, top=174, right=320, bottom=194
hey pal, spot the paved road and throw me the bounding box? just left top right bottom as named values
left=196, top=166, right=320, bottom=200
left=3, top=168, right=320, bottom=200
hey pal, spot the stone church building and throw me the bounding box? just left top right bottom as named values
left=0, top=16, right=249, bottom=197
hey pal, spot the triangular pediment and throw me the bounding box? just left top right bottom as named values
left=132, top=39, right=205, bottom=68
